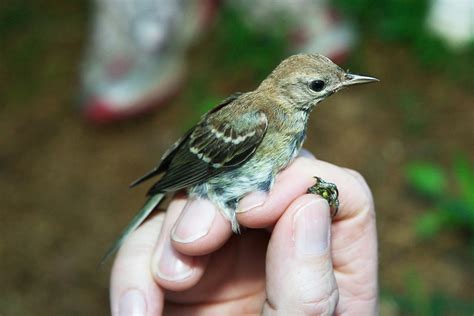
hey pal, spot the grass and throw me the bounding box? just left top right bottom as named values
left=406, top=155, right=474, bottom=251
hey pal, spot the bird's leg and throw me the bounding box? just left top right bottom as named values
left=307, top=176, right=339, bottom=218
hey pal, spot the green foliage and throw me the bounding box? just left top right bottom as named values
left=397, top=91, right=428, bottom=135
left=414, top=208, right=446, bottom=239
left=454, top=155, right=474, bottom=210
left=405, top=155, right=474, bottom=241
left=0, top=1, right=90, bottom=107
left=333, top=0, right=474, bottom=86
left=378, top=0, right=429, bottom=42
left=404, top=270, right=430, bottom=315
left=334, top=0, right=429, bottom=35
left=382, top=271, right=474, bottom=315
left=182, top=96, right=222, bottom=130
left=213, top=7, right=287, bottom=82
left=406, top=162, right=445, bottom=197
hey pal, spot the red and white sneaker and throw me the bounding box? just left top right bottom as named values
left=80, top=0, right=217, bottom=123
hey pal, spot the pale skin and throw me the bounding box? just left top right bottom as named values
left=110, top=150, right=378, bottom=315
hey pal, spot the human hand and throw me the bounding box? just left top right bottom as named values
left=110, top=151, right=378, bottom=315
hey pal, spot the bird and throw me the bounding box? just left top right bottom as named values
left=101, top=53, right=378, bottom=263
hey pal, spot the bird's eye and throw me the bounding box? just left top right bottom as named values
left=309, top=80, right=325, bottom=92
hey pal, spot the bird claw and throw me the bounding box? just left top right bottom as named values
left=307, top=176, right=339, bottom=218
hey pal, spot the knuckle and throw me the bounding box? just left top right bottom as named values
left=345, top=168, right=366, bottom=185
left=300, top=287, right=339, bottom=316
left=264, top=282, right=339, bottom=316
left=343, top=168, right=374, bottom=214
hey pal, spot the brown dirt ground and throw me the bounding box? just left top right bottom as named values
left=1, top=3, right=473, bottom=315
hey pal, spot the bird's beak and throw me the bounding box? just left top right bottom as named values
left=342, top=73, right=379, bottom=87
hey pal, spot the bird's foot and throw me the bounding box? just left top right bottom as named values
left=307, top=176, right=339, bottom=218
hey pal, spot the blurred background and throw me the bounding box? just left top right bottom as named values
left=1, top=0, right=473, bottom=314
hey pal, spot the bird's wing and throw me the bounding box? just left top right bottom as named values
left=129, top=128, right=195, bottom=188
left=147, top=110, right=268, bottom=194
left=129, top=93, right=243, bottom=188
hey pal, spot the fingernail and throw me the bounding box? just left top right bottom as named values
left=156, top=238, right=193, bottom=281
left=172, top=199, right=216, bottom=243
left=293, top=199, right=330, bottom=255
left=236, top=191, right=267, bottom=213
left=119, top=289, right=146, bottom=316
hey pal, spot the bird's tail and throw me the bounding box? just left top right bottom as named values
left=100, top=193, right=165, bottom=265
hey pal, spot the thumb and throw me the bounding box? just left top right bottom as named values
left=263, top=194, right=338, bottom=315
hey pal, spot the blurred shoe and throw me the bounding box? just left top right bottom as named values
left=80, top=0, right=217, bottom=123
left=231, top=0, right=355, bottom=63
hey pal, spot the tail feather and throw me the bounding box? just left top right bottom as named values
left=129, top=168, right=161, bottom=188
left=100, top=193, right=165, bottom=265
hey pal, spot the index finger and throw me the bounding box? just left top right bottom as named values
left=236, top=155, right=371, bottom=228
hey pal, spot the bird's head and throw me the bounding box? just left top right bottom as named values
left=259, top=54, right=378, bottom=111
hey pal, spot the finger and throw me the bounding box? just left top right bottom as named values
left=263, top=194, right=338, bottom=315
left=332, top=169, right=378, bottom=314
left=170, top=198, right=233, bottom=256
left=110, top=212, right=166, bottom=316
left=237, top=155, right=368, bottom=228
left=151, top=197, right=209, bottom=291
